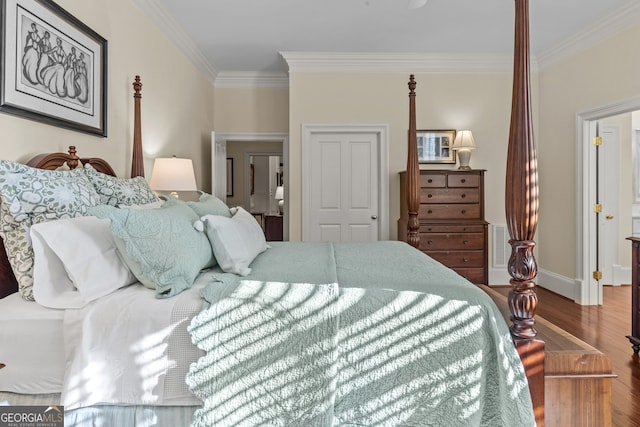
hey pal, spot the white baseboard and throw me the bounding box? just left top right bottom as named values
left=489, top=267, right=578, bottom=301
left=488, top=267, right=511, bottom=286
left=612, top=265, right=631, bottom=286
left=536, top=269, right=577, bottom=301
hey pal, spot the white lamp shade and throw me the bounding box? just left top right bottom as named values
left=274, top=186, right=284, bottom=200
left=149, top=157, right=197, bottom=192
left=452, top=130, right=476, bottom=150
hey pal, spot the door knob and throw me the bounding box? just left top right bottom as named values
left=606, top=215, right=614, bottom=220
left=371, top=215, right=378, bottom=220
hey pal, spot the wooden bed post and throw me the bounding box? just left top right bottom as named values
left=507, top=0, right=545, bottom=424
left=131, top=75, right=144, bottom=178
left=406, top=75, right=420, bottom=249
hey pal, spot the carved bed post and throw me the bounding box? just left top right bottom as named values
left=507, top=0, right=544, bottom=423
left=406, top=75, right=420, bottom=249
left=131, top=75, right=144, bottom=178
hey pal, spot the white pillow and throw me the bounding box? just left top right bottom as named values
left=31, top=216, right=137, bottom=308
left=195, top=207, right=268, bottom=276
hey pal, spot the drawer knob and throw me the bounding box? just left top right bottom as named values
left=461, top=209, right=466, bottom=214
left=463, top=240, right=469, bottom=245
left=428, top=209, right=433, bottom=214
left=461, top=194, right=466, bottom=199
left=427, top=179, right=433, bottom=183
left=463, top=257, right=469, bottom=263
left=427, top=194, right=433, bottom=198
left=427, top=240, right=433, bottom=245
left=461, top=178, right=466, bottom=183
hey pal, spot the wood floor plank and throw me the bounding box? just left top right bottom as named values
left=494, top=285, right=640, bottom=427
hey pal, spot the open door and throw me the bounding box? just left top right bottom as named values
left=587, top=122, right=621, bottom=305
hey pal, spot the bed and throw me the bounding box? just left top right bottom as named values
left=0, top=1, right=543, bottom=426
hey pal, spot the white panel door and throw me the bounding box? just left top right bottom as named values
left=599, top=125, right=620, bottom=285
left=307, top=132, right=379, bottom=242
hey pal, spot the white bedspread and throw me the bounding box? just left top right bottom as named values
left=0, top=293, right=65, bottom=393
left=61, top=274, right=211, bottom=409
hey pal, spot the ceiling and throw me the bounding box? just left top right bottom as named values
left=138, top=0, right=639, bottom=79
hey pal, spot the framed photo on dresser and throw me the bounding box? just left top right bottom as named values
left=416, top=129, right=457, bottom=164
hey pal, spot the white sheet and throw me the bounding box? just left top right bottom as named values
left=0, top=293, right=65, bottom=393
left=61, top=275, right=210, bottom=409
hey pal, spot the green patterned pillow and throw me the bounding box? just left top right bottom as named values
left=84, top=164, right=159, bottom=207
left=0, top=160, right=101, bottom=300
left=90, top=200, right=215, bottom=298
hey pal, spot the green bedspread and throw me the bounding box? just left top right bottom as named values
left=186, top=241, right=535, bottom=427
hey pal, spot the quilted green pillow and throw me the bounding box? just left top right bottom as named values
left=84, top=164, right=159, bottom=207
left=91, top=200, right=215, bottom=298
left=0, top=160, right=101, bottom=300
left=185, top=192, right=232, bottom=218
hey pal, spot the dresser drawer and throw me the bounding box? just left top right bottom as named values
left=421, top=188, right=480, bottom=204
left=419, top=204, right=481, bottom=220
left=419, top=232, right=485, bottom=251
left=452, top=268, right=486, bottom=284
left=420, top=224, right=486, bottom=233
left=426, top=250, right=484, bottom=268
left=447, top=174, right=479, bottom=188
left=420, top=174, right=446, bottom=188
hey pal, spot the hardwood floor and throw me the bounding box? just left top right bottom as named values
left=495, top=285, right=640, bottom=427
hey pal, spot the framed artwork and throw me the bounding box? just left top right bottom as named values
left=0, top=0, right=108, bottom=136
left=226, top=158, right=233, bottom=197
left=416, top=130, right=457, bottom=164
left=252, top=212, right=264, bottom=229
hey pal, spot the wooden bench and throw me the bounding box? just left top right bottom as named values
left=480, top=285, right=614, bottom=427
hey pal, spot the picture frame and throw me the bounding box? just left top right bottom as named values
left=226, top=158, right=234, bottom=197
left=416, top=129, right=457, bottom=164
left=0, top=0, right=108, bottom=136
left=252, top=212, right=264, bottom=230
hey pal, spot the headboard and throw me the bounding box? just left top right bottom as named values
left=0, top=76, right=145, bottom=299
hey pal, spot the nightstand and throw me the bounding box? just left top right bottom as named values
left=264, top=215, right=283, bottom=241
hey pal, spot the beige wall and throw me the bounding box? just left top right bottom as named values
left=214, top=87, right=289, bottom=133
left=287, top=71, right=536, bottom=242
left=1, top=0, right=214, bottom=191
left=537, top=23, right=640, bottom=279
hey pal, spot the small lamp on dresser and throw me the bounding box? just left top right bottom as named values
left=149, top=156, right=198, bottom=199
left=274, top=185, right=284, bottom=215
left=451, top=130, right=476, bottom=170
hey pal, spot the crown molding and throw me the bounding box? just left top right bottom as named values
left=214, top=71, right=289, bottom=88
left=537, top=2, right=640, bottom=70
left=279, top=51, right=530, bottom=73
left=133, top=0, right=218, bottom=84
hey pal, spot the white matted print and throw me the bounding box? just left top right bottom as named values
left=0, top=0, right=107, bottom=136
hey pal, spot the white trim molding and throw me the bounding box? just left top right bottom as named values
left=537, top=269, right=578, bottom=302
left=281, top=52, right=521, bottom=74
left=214, top=71, right=289, bottom=88
left=133, top=0, right=218, bottom=83
left=537, top=2, right=640, bottom=70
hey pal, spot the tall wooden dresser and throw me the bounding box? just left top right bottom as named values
left=398, top=169, right=488, bottom=284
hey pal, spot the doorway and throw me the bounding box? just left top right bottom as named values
left=212, top=132, right=289, bottom=240
left=577, top=101, right=640, bottom=305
